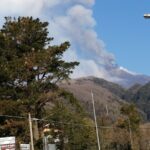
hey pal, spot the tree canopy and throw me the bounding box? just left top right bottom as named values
left=0, top=17, right=79, bottom=115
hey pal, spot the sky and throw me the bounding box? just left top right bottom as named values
left=0, top=0, right=150, bottom=81
left=94, top=0, right=150, bottom=75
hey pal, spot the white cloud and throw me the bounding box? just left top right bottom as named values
left=0, top=0, right=44, bottom=16
left=72, top=59, right=108, bottom=79
left=74, top=0, right=95, bottom=6
left=67, top=5, right=96, bottom=27
left=119, top=66, right=137, bottom=75
left=43, top=0, right=62, bottom=8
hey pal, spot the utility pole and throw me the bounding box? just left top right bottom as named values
left=91, top=91, right=101, bottom=150
left=105, top=104, right=109, bottom=116
left=128, top=117, right=133, bottom=150
left=43, top=136, right=48, bottom=150
left=29, top=113, right=34, bottom=150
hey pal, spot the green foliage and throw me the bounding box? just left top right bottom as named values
left=45, top=97, right=97, bottom=150
left=115, top=104, right=141, bottom=133
left=0, top=16, right=79, bottom=111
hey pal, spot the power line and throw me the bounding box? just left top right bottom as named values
left=0, top=114, right=113, bottom=129
left=0, top=114, right=26, bottom=119
left=1, top=114, right=150, bottom=130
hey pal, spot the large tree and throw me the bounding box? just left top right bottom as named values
left=0, top=17, right=79, bottom=116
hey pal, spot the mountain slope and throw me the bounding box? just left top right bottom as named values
left=125, top=82, right=150, bottom=120
left=108, top=66, right=150, bottom=88
left=60, top=77, right=147, bottom=121
left=60, top=77, right=128, bottom=121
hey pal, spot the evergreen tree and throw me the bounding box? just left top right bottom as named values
left=0, top=17, right=79, bottom=117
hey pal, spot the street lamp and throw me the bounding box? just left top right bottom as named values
left=144, top=14, right=150, bottom=19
